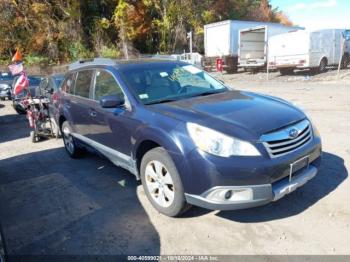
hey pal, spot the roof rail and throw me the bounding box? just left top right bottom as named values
left=68, top=58, right=117, bottom=71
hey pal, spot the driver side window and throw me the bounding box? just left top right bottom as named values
left=94, top=70, right=124, bottom=101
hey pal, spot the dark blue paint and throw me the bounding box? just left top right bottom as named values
left=56, top=60, right=322, bottom=196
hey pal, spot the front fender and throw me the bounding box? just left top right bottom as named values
left=132, top=124, right=194, bottom=190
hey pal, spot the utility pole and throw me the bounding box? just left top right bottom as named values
left=187, top=31, right=193, bottom=64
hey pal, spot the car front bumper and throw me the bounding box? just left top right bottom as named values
left=185, top=164, right=318, bottom=210
left=180, top=136, right=322, bottom=210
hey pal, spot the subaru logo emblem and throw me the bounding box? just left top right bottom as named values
left=289, top=128, right=299, bottom=139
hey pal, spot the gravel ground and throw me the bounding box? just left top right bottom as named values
left=0, top=73, right=349, bottom=257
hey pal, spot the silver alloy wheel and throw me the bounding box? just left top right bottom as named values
left=145, top=160, right=175, bottom=208
left=63, top=126, right=74, bottom=154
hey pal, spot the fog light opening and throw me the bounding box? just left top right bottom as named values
left=224, top=190, right=233, bottom=200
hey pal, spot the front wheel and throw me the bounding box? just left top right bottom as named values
left=62, top=121, right=83, bottom=158
left=140, top=147, right=190, bottom=217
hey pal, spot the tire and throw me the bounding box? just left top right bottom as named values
left=12, top=99, right=27, bottom=114
left=340, top=54, right=349, bottom=69
left=140, top=147, right=190, bottom=217
left=13, top=104, right=27, bottom=114
left=0, top=97, right=5, bottom=101
left=61, top=121, right=84, bottom=158
left=318, top=58, right=328, bottom=73
left=226, top=67, right=237, bottom=74
left=279, top=68, right=294, bottom=75
left=30, top=131, right=39, bottom=143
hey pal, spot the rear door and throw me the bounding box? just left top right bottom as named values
left=69, top=69, right=94, bottom=136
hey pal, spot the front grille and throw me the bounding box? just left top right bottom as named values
left=261, top=119, right=312, bottom=158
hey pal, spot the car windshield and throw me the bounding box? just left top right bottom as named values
left=119, top=62, right=227, bottom=104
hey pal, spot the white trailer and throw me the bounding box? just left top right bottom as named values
left=238, top=25, right=302, bottom=70
left=203, top=20, right=301, bottom=73
left=268, top=29, right=350, bottom=75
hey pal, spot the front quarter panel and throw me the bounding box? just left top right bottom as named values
left=131, top=109, right=195, bottom=187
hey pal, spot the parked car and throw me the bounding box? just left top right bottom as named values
left=268, top=29, right=350, bottom=75
left=0, top=72, right=14, bottom=100
left=57, top=58, right=322, bottom=217
left=12, top=75, right=43, bottom=114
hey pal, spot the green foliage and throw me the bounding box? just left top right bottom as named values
left=24, top=54, right=50, bottom=66
left=0, top=0, right=292, bottom=65
left=100, top=46, right=120, bottom=58
left=68, top=42, right=94, bottom=61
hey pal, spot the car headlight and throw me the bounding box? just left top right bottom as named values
left=309, top=119, right=321, bottom=137
left=186, top=123, right=260, bottom=157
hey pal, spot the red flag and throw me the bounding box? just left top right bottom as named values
left=13, top=72, right=29, bottom=96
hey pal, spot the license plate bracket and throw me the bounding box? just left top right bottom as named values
left=289, top=155, right=310, bottom=181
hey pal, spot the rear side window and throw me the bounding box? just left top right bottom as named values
left=94, top=70, right=124, bottom=100
left=75, top=70, right=93, bottom=98
left=61, top=73, right=76, bottom=94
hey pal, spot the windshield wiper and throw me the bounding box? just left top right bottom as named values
left=191, top=89, right=227, bottom=97
left=145, top=98, right=178, bottom=105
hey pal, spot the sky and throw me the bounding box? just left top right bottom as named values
left=270, top=0, right=350, bottom=30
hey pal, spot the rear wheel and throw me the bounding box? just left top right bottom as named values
left=279, top=68, right=294, bottom=75
left=318, top=58, right=328, bottom=73
left=340, top=54, right=349, bottom=69
left=62, top=121, right=83, bottom=158
left=140, top=147, right=190, bottom=217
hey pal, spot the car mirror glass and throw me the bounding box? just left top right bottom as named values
left=100, top=94, right=125, bottom=108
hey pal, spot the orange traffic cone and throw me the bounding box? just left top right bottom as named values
left=12, top=49, right=22, bottom=62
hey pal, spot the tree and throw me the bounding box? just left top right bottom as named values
left=0, top=0, right=293, bottom=64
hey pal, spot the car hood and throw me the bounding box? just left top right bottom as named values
left=151, top=90, right=306, bottom=140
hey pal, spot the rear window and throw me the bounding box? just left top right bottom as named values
left=75, top=70, right=93, bottom=98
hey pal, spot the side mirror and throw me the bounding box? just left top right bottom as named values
left=100, top=94, right=125, bottom=108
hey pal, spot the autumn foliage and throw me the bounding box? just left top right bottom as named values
left=0, top=0, right=292, bottom=64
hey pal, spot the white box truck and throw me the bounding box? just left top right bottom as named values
left=203, top=20, right=300, bottom=73
left=268, top=29, right=350, bottom=75
left=238, top=25, right=302, bottom=71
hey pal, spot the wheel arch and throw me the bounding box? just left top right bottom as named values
left=318, top=56, right=328, bottom=66
left=132, top=127, right=189, bottom=180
